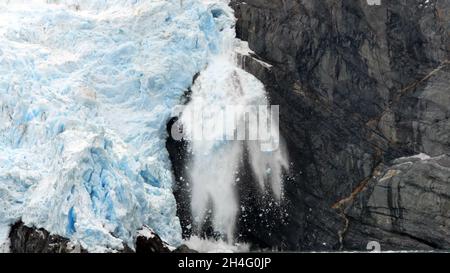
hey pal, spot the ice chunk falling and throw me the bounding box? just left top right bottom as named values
left=179, top=1, right=289, bottom=242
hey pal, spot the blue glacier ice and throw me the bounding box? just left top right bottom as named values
left=0, top=0, right=225, bottom=252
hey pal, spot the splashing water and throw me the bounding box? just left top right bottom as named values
left=184, top=235, right=250, bottom=253
left=179, top=1, right=289, bottom=242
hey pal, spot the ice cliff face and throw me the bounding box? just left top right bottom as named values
left=0, top=0, right=223, bottom=252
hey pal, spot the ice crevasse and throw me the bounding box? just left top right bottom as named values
left=0, top=0, right=230, bottom=252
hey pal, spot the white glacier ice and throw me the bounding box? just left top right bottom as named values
left=0, top=0, right=223, bottom=252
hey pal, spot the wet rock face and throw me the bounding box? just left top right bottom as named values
left=135, top=226, right=172, bottom=253
left=9, top=221, right=85, bottom=253
left=231, top=0, right=449, bottom=250
left=345, top=154, right=450, bottom=250
left=166, top=117, right=193, bottom=239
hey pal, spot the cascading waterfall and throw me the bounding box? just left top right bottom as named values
left=179, top=0, right=289, bottom=242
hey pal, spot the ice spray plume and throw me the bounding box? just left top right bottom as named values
left=178, top=1, right=289, bottom=242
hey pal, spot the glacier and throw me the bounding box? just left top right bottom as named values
left=0, top=0, right=224, bottom=252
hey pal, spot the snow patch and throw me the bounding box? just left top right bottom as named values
left=235, top=40, right=272, bottom=68
left=397, top=153, right=432, bottom=162
left=409, top=153, right=432, bottom=161
left=136, top=225, right=156, bottom=239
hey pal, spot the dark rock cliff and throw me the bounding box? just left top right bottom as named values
left=230, top=0, right=449, bottom=250
left=9, top=221, right=86, bottom=253
left=344, top=154, right=450, bottom=250
left=8, top=222, right=194, bottom=253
